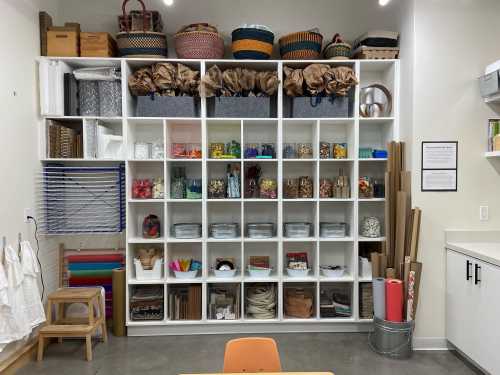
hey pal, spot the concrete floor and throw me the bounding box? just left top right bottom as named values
left=19, top=333, right=480, bottom=375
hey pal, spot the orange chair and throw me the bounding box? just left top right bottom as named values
left=223, top=337, right=282, bottom=373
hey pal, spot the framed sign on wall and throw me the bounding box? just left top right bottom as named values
left=421, top=141, right=458, bottom=192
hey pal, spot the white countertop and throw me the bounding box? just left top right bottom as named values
left=446, top=242, right=500, bottom=267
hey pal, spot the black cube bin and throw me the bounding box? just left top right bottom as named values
left=207, top=96, right=277, bottom=118
left=284, top=95, right=352, bottom=118
left=136, top=96, right=201, bottom=117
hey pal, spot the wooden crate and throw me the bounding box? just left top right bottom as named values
left=47, top=29, right=79, bottom=57
left=81, top=32, right=117, bottom=57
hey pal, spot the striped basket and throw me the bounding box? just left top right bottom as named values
left=174, top=23, right=224, bottom=59
left=323, top=34, right=352, bottom=60
left=117, top=31, right=167, bottom=57
left=116, top=0, right=167, bottom=57
left=231, top=27, right=274, bottom=59
left=279, top=30, right=323, bottom=60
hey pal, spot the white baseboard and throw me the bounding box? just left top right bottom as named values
left=413, top=337, right=450, bottom=350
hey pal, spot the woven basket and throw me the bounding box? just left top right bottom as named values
left=174, top=23, right=224, bottom=59
left=231, top=27, right=274, bottom=60
left=279, top=30, right=323, bottom=60
left=116, top=0, right=167, bottom=58
left=323, top=34, right=352, bottom=60
left=353, top=46, right=399, bottom=60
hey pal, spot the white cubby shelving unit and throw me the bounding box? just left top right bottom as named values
left=38, top=57, right=399, bottom=335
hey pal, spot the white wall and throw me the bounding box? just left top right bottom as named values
left=57, top=0, right=403, bottom=57
left=411, top=0, right=500, bottom=347
left=0, top=0, right=59, bottom=362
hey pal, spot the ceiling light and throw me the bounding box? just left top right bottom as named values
left=163, top=0, right=174, bottom=6
left=379, top=0, right=391, bottom=5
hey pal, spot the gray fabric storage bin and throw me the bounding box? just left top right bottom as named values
left=284, top=95, right=350, bottom=118
left=479, top=71, right=500, bottom=98
left=136, top=96, right=200, bottom=117
left=207, top=96, right=277, bottom=118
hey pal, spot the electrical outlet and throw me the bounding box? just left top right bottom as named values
left=480, top=206, right=489, bottom=222
left=24, top=208, right=33, bottom=223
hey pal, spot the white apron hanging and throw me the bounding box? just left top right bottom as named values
left=20, top=241, right=46, bottom=328
left=4, top=245, right=31, bottom=341
left=0, top=259, right=19, bottom=352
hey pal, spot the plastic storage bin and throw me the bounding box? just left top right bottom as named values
left=284, top=222, right=312, bottom=238
left=134, top=258, right=163, bottom=280
left=172, top=223, right=202, bottom=239
left=320, top=222, right=348, bottom=238
left=210, top=223, right=239, bottom=239
left=286, top=268, right=311, bottom=278
left=174, top=270, right=198, bottom=279
left=247, top=223, right=274, bottom=239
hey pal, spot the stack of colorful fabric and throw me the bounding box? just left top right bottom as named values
left=65, top=251, right=125, bottom=318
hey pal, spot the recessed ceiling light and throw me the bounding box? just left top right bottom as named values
left=379, top=0, right=391, bottom=5
left=163, top=0, right=174, bottom=6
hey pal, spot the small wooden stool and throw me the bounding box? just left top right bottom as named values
left=37, top=287, right=108, bottom=361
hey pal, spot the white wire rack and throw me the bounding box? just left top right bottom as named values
left=36, top=164, right=126, bottom=234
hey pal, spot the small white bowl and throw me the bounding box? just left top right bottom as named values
left=321, top=267, right=345, bottom=278
left=247, top=267, right=272, bottom=278
left=174, top=270, right=198, bottom=279
left=214, top=269, right=237, bottom=278
left=286, top=268, right=310, bottom=278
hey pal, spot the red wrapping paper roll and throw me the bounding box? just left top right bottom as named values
left=385, top=278, right=404, bottom=322
left=67, top=254, right=124, bottom=263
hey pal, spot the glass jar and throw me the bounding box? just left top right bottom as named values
left=298, top=176, right=314, bottom=198
left=142, top=214, right=161, bottom=239
left=186, top=178, right=202, bottom=199
left=260, top=143, right=276, bottom=159
left=170, top=177, right=186, bottom=199
left=244, top=143, right=259, bottom=159
left=132, top=179, right=153, bottom=199
left=227, top=140, right=241, bottom=158
left=319, top=142, right=331, bottom=159
left=297, top=143, right=313, bottom=159
left=171, top=143, right=187, bottom=159
left=333, top=143, right=348, bottom=159
left=359, top=176, right=374, bottom=198
left=259, top=178, right=277, bottom=199
left=208, top=178, right=226, bottom=199
left=187, top=143, right=202, bottom=159
left=245, top=177, right=259, bottom=198
left=209, top=143, right=225, bottom=159
left=152, top=178, right=164, bottom=199
left=360, top=216, right=381, bottom=238
left=152, top=143, right=164, bottom=160
left=319, top=178, right=333, bottom=198
left=134, top=142, right=151, bottom=159
left=283, top=143, right=297, bottom=159
left=283, top=178, right=299, bottom=199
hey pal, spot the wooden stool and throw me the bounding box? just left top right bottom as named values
left=37, top=287, right=108, bottom=361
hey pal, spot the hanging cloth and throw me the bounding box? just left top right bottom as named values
left=4, top=245, right=31, bottom=340
left=0, top=259, right=19, bottom=352
left=20, top=241, right=46, bottom=328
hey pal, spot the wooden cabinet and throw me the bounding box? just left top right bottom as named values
left=446, top=248, right=500, bottom=374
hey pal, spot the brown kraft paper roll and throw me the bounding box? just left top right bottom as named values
left=112, top=268, right=126, bottom=336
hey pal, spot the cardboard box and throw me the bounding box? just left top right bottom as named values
left=47, top=29, right=79, bottom=57
left=81, top=32, right=117, bottom=57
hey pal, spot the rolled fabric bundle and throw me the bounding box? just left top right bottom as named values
left=385, top=278, right=404, bottom=322
left=372, top=277, right=386, bottom=320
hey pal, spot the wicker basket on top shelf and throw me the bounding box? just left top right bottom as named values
left=174, top=23, right=225, bottom=59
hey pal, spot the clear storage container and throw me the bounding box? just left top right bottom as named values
left=210, top=223, right=239, bottom=239
left=284, top=222, right=312, bottom=238
left=247, top=223, right=274, bottom=239
left=320, top=222, right=348, bottom=238
left=172, top=223, right=202, bottom=239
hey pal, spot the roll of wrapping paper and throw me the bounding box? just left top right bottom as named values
left=112, top=268, right=126, bottom=337
left=372, top=277, right=386, bottom=320
left=67, top=254, right=124, bottom=263
left=386, top=278, right=404, bottom=322
left=407, top=271, right=416, bottom=321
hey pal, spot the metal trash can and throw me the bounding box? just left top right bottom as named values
left=369, top=317, right=415, bottom=359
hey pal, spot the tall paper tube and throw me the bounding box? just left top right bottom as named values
left=112, top=268, right=126, bottom=336
left=372, top=277, right=386, bottom=320
left=386, top=278, right=404, bottom=322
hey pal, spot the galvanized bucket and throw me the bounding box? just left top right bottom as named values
left=369, top=317, right=415, bottom=359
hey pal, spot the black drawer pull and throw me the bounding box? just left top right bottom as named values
left=475, top=264, right=481, bottom=285
left=466, top=260, right=472, bottom=281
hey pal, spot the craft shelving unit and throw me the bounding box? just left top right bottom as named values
left=38, top=56, right=399, bottom=335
